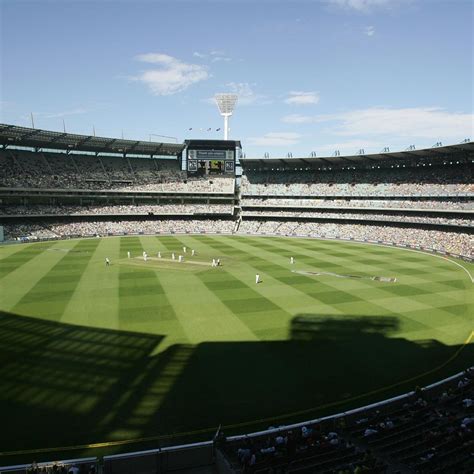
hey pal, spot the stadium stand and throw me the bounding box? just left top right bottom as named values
left=0, top=149, right=235, bottom=192
left=240, top=163, right=472, bottom=197
left=242, top=198, right=473, bottom=210
left=0, top=204, right=234, bottom=216
left=0, top=124, right=472, bottom=471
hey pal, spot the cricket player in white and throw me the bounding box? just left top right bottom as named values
left=127, top=251, right=130, bottom=259
left=178, top=255, right=183, bottom=263
left=191, top=249, right=195, bottom=256
left=290, top=257, right=294, bottom=264
left=158, top=251, right=161, bottom=258
left=105, top=258, right=110, bottom=266
left=144, top=253, right=148, bottom=262
left=256, top=274, right=260, bottom=284
left=212, top=258, right=216, bottom=267
left=183, top=246, right=187, bottom=253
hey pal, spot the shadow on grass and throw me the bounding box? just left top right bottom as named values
left=0, top=311, right=472, bottom=464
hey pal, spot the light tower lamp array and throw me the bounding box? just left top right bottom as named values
left=215, top=93, right=238, bottom=140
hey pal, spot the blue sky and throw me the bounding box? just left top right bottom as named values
left=1, top=0, right=472, bottom=157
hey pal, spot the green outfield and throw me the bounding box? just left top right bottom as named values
left=0, top=234, right=472, bottom=462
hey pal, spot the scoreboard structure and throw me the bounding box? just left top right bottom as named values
left=184, top=139, right=241, bottom=176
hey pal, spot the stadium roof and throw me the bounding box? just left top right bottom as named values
left=241, top=141, right=473, bottom=168
left=0, top=124, right=185, bottom=156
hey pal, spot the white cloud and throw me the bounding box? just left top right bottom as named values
left=284, top=91, right=320, bottom=105
left=247, top=132, right=302, bottom=146
left=212, top=56, right=232, bottom=63
left=222, top=82, right=271, bottom=106
left=133, top=53, right=209, bottom=95
left=364, top=25, right=375, bottom=36
left=326, top=0, right=403, bottom=13
left=282, top=107, right=473, bottom=141
left=210, top=50, right=232, bottom=62
left=192, top=50, right=231, bottom=62
left=328, top=107, right=474, bottom=139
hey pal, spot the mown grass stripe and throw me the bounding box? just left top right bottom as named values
left=117, top=237, right=186, bottom=344
left=61, top=237, right=120, bottom=328
left=208, top=236, right=373, bottom=308
left=0, top=240, right=79, bottom=312
left=0, top=241, right=57, bottom=280
left=12, top=239, right=101, bottom=322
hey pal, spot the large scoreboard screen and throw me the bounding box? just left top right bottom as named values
left=185, top=140, right=239, bottom=176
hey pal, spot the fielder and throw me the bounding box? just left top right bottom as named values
left=158, top=251, right=161, bottom=258
left=172, top=253, right=175, bottom=260
left=256, top=274, right=260, bottom=284
left=127, top=251, right=131, bottom=259
left=105, top=257, right=110, bottom=266
left=290, top=257, right=294, bottom=264
left=183, top=246, right=187, bottom=253
left=191, top=249, right=195, bottom=256
left=178, top=255, right=183, bottom=263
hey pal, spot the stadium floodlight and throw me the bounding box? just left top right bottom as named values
left=215, top=93, right=238, bottom=140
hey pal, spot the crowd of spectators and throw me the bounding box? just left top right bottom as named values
left=0, top=150, right=235, bottom=193
left=238, top=220, right=473, bottom=257
left=0, top=203, right=234, bottom=216
left=222, top=368, right=473, bottom=473
left=26, top=461, right=95, bottom=474
left=349, top=369, right=474, bottom=473
left=242, top=197, right=473, bottom=211
left=241, top=210, right=472, bottom=227
left=4, top=219, right=235, bottom=240
left=3, top=217, right=471, bottom=257
left=241, top=164, right=473, bottom=197
left=226, top=424, right=383, bottom=473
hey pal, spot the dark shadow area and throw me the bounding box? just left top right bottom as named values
left=156, top=314, right=474, bottom=447
left=0, top=311, right=473, bottom=466
left=0, top=310, right=166, bottom=461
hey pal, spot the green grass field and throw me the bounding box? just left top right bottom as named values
left=0, top=234, right=472, bottom=463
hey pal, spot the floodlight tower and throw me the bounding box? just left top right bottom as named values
left=215, top=93, right=238, bottom=140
